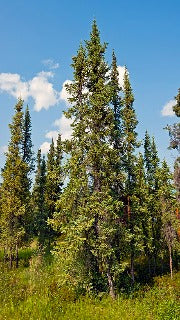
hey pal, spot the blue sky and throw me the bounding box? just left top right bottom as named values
left=0, top=0, right=179, bottom=170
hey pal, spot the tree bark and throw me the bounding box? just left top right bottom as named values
left=131, top=251, right=135, bottom=285
left=107, top=269, right=115, bottom=299
left=9, top=249, right=13, bottom=269
left=3, top=247, right=7, bottom=264
left=148, top=256, right=151, bottom=275
left=127, top=196, right=131, bottom=221
left=169, top=245, right=173, bottom=279
left=15, top=243, right=19, bottom=268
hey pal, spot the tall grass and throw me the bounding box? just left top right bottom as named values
left=0, top=252, right=179, bottom=320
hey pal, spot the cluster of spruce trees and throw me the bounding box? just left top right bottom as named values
left=0, top=21, right=179, bottom=297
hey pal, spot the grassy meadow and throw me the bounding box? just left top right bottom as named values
left=0, top=248, right=179, bottom=320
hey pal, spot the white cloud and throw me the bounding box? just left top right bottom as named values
left=29, top=71, right=60, bottom=111
left=0, top=66, right=126, bottom=113
left=60, top=80, right=72, bottom=105
left=117, top=65, right=126, bottom=89
left=0, top=71, right=61, bottom=111
left=41, top=114, right=73, bottom=154
left=40, top=141, right=51, bottom=154
left=42, top=59, right=59, bottom=70
left=0, top=73, right=29, bottom=100
left=45, top=130, right=59, bottom=141
left=161, top=100, right=176, bottom=117
left=0, top=145, right=8, bottom=154
left=106, top=65, right=126, bottom=89
left=54, top=114, right=73, bottom=141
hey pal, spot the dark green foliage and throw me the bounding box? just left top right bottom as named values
left=32, top=150, right=47, bottom=247
left=53, top=21, right=124, bottom=297
left=157, top=160, right=179, bottom=278
left=22, top=106, right=34, bottom=174
left=0, top=99, right=29, bottom=267
left=144, top=132, right=162, bottom=274
left=45, top=136, right=63, bottom=246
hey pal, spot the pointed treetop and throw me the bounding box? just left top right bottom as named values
left=111, top=50, right=121, bottom=92
left=15, top=98, right=24, bottom=112
left=123, top=67, right=134, bottom=106
left=86, top=20, right=107, bottom=57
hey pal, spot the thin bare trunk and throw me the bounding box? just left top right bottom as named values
left=15, top=243, right=19, bottom=268
left=107, top=270, right=115, bottom=299
left=148, top=256, right=151, bottom=275
left=153, top=256, right=156, bottom=275
left=3, top=247, right=6, bottom=264
left=131, top=251, right=135, bottom=284
left=169, top=246, right=173, bottom=279
left=127, top=196, right=130, bottom=221
left=9, top=249, right=13, bottom=269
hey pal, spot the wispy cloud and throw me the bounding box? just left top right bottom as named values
left=60, top=80, right=72, bottom=105
left=42, top=59, right=59, bottom=70
left=40, top=114, right=73, bottom=154
left=0, top=145, right=8, bottom=154
left=45, top=130, right=59, bottom=141
left=161, top=99, right=176, bottom=117
left=40, top=141, right=51, bottom=154
left=0, top=72, right=72, bottom=111
left=29, top=71, right=59, bottom=111
left=53, top=114, right=72, bottom=141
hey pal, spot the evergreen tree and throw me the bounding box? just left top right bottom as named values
left=110, top=51, right=122, bottom=147
left=110, top=51, right=124, bottom=195
left=22, top=106, right=34, bottom=173
left=132, top=153, right=150, bottom=276
left=53, top=21, right=122, bottom=297
left=144, top=132, right=161, bottom=274
left=157, top=160, right=178, bottom=278
left=45, top=136, right=63, bottom=247
left=166, top=89, right=180, bottom=202
left=0, top=99, right=27, bottom=267
left=121, top=68, right=139, bottom=283
left=32, top=149, right=47, bottom=248
left=22, top=106, right=34, bottom=239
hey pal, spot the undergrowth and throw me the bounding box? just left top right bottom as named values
left=0, top=251, right=179, bottom=320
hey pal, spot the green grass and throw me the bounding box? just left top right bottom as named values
left=0, top=254, right=179, bottom=320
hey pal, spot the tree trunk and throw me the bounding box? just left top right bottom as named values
left=153, top=255, right=156, bottom=275
left=169, top=245, right=173, bottom=279
left=15, top=243, right=19, bottom=268
left=9, top=249, right=13, bottom=269
left=107, top=269, right=115, bottom=299
left=148, top=256, right=151, bottom=275
left=127, top=196, right=131, bottom=221
left=3, top=247, right=7, bottom=264
left=131, top=251, right=135, bottom=285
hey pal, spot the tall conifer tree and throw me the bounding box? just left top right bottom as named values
left=166, top=89, right=180, bottom=202
left=0, top=99, right=27, bottom=267
left=22, top=106, right=34, bottom=239
left=157, top=160, right=178, bottom=278
left=53, top=21, right=122, bottom=297
left=32, top=150, right=47, bottom=248
left=144, top=132, right=161, bottom=274
left=121, top=68, right=139, bottom=283
left=45, top=136, right=63, bottom=247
